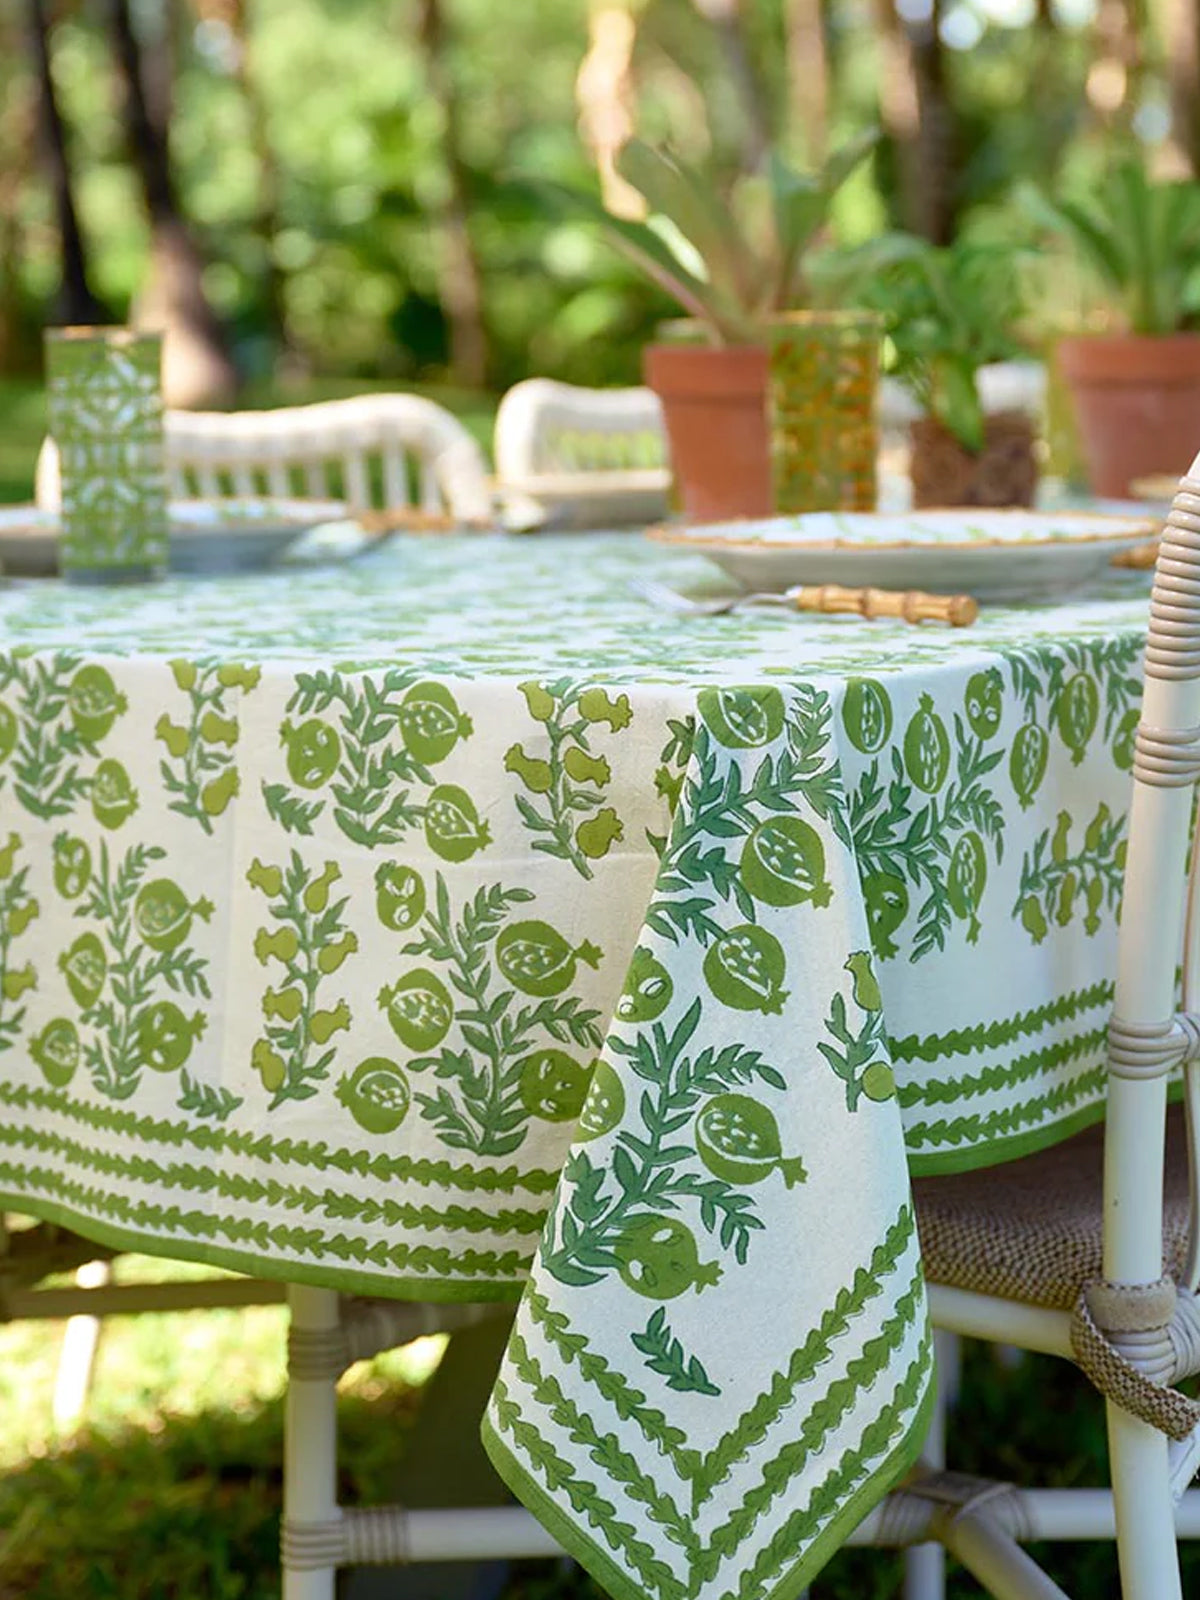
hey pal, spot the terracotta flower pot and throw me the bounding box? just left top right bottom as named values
left=909, top=410, right=1039, bottom=509
left=1058, top=333, right=1200, bottom=498
left=643, top=343, right=771, bottom=522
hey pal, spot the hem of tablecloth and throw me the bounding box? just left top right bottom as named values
left=905, top=1096, right=1107, bottom=1176
left=0, top=1190, right=527, bottom=1304
left=906, top=1077, right=1186, bottom=1176
left=480, top=1376, right=936, bottom=1600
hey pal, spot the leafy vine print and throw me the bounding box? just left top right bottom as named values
left=506, top=680, right=633, bottom=879
left=263, top=669, right=475, bottom=850
left=1013, top=803, right=1127, bottom=944
left=0, top=835, right=38, bottom=1052
left=392, top=875, right=604, bottom=1158
left=631, top=1307, right=722, bottom=1397
left=0, top=652, right=127, bottom=821
left=64, top=842, right=220, bottom=1113
left=247, top=851, right=357, bottom=1108
left=848, top=684, right=1004, bottom=963
left=541, top=1000, right=793, bottom=1294
left=156, top=659, right=260, bottom=832
left=648, top=715, right=695, bottom=859
left=818, top=952, right=895, bottom=1111
left=647, top=685, right=845, bottom=949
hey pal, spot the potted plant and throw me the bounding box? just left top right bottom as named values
left=1029, top=160, right=1200, bottom=497
left=824, top=232, right=1038, bottom=507
left=525, top=132, right=879, bottom=521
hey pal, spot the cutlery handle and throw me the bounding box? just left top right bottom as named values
left=1111, top=540, right=1160, bottom=570
left=790, top=584, right=978, bottom=627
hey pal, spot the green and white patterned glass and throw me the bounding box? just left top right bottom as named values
left=45, top=327, right=169, bottom=583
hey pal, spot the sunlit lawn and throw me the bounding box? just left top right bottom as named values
left=3, top=1260, right=1197, bottom=1600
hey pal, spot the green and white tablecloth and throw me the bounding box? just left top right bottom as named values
left=0, top=531, right=1150, bottom=1599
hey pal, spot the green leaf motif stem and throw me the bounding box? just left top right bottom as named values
left=1013, top=803, right=1127, bottom=944
left=648, top=686, right=844, bottom=949
left=542, top=1000, right=787, bottom=1291
left=248, top=851, right=357, bottom=1108
left=818, top=953, right=895, bottom=1111
left=268, top=667, right=436, bottom=849
left=397, top=875, right=604, bottom=1158
left=631, top=1308, right=722, bottom=1397
left=509, top=680, right=632, bottom=879
left=0, top=836, right=38, bottom=1053
left=157, top=659, right=260, bottom=832
left=0, top=651, right=127, bottom=821
left=71, top=843, right=214, bottom=1108
left=849, top=709, right=1004, bottom=964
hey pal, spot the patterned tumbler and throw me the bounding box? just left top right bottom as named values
left=45, top=327, right=168, bottom=583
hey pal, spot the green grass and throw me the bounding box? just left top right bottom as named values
left=2, top=1271, right=1197, bottom=1598
left=0, top=376, right=500, bottom=507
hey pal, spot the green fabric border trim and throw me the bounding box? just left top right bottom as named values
left=908, top=1077, right=1186, bottom=1176
left=889, top=981, right=1114, bottom=1065
left=481, top=1363, right=936, bottom=1600
left=0, top=1188, right=525, bottom=1304
left=906, top=1092, right=1107, bottom=1175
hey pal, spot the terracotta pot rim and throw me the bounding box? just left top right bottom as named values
left=1058, top=330, right=1200, bottom=384
left=644, top=341, right=769, bottom=399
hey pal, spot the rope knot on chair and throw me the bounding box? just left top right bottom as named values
left=1107, top=1014, right=1200, bottom=1078
left=1070, top=1275, right=1200, bottom=1441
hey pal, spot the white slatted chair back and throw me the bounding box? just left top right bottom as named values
left=493, top=379, right=669, bottom=529
left=36, top=394, right=493, bottom=524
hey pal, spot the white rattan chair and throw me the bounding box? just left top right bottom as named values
left=876, top=453, right=1200, bottom=1599
left=36, top=393, right=494, bottom=525
left=492, top=378, right=670, bottom=529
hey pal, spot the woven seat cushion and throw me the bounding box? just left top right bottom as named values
left=913, top=1106, right=1192, bottom=1310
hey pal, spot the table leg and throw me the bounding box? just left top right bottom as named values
left=283, top=1284, right=341, bottom=1600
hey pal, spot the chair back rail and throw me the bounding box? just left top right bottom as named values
left=493, top=378, right=666, bottom=482
left=36, top=394, right=493, bottom=524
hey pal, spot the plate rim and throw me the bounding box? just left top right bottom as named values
left=646, top=507, right=1157, bottom=556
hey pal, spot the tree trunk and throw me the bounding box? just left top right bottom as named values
left=1166, top=0, right=1200, bottom=174
left=415, top=0, right=488, bottom=388
left=107, top=0, right=237, bottom=406
left=26, top=0, right=107, bottom=327
left=909, top=0, right=958, bottom=243
left=873, top=0, right=957, bottom=242
left=784, top=0, right=829, bottom=166
left=691, top=0, right=772, bottom=170
left=0, top=18, right=39, bottom=372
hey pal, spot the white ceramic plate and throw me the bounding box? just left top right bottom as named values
left=0, top=498, right=348, bottom=577
left=648, top=509, right=1157, bottom=604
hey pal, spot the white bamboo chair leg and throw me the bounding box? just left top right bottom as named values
left=51, top=1258, right=110, bottom=1431
left=904, top=1329, right=956, bottom=1600
left=1109, top=1406, right=1184, bottom=1600
left=283, top=1285, right=341, bottom=1600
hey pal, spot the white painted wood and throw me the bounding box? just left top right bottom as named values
left=51, top=1258, right=110, bottom=1432
left=283, top=1285, right=341, bottom=1600
left=36, top=394, right=494, bottom=523
left=493, top=378, right=669, bottom=528
left=926, top=1287, right=1074, bottom=1358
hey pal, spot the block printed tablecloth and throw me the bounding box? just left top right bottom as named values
left=0, top=533, right=1151, bottom=1599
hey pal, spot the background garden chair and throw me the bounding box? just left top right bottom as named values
left=492, top=378, right=670, bottom=529
left=36, top=392, right=494, bottom=525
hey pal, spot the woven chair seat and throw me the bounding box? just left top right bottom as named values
left=913, top=1106, right=1192, bottom=1310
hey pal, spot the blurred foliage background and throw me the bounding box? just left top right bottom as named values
left=3, top=0, right=1200, bottom=406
